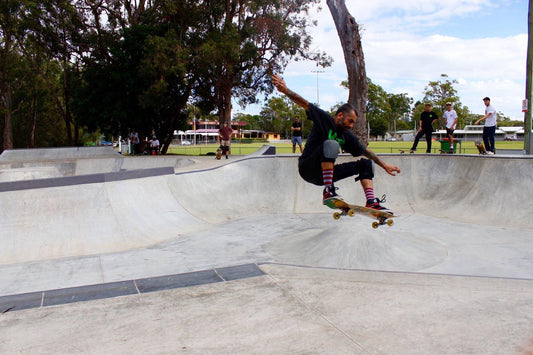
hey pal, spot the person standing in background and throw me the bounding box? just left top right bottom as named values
left=410, top=103, right=439, bottom=153
left=475, top=97, right=497, bottom=155
left=291, top=115, right=303, bottom=153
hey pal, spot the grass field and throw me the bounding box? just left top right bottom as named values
left=166, top=140, right=526, bottom=156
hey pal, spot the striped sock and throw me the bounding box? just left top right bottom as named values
left=322, top=168, right=334, bottom=187
left=364, top=188, right=375, bottom=201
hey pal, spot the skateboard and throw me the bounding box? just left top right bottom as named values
left=216, top=148, right=222, bottom=160
left=475, top=140, right=487, bottom=155
left=399, top=149, right=414, bottom=154
left=439, top=149, right=454, bottom=154
left=324, top=197, right=395, bottom=229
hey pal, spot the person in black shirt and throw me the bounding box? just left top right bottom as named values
left=272, top=74, right=401, bottom=212
left=410, top=103, right=439, bottom=153
left=291, top=115, right=303, bottom=153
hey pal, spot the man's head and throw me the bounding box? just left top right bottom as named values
left=334, top=103, right=358, bottom=131
left=294, top=115, right=300, bottom=122
left=483, top=97, right=490, bottom=106
left=446, top=102, right=452, bottom=110
left=424, top=103, right=431, bottom=112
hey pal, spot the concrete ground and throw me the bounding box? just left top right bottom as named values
left=1, top=147, right=533, bottom=354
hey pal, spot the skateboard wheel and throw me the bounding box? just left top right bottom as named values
left=372, top=222, right=379, bottom=229
left=386, top=219, right=394, bottom=226
left=333, top=212, right=341, bottom=220
left=348, top=209, right=356, bottom=217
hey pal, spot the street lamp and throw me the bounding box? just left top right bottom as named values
left=311, top=68, right=324, bottom=106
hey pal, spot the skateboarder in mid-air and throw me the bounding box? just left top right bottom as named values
left=271, top=75, right=401, bottom=213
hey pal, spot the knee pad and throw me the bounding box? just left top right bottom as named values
left=323, top=140, right=340, bottom=160
left=354, top=158, right=374, bottom=181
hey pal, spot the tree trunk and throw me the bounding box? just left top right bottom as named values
left=326, top=0, right=368, bottom=145
left=1, top=83, right=14, bottom=150
left=217, top=79, right=233, bottom=125
left=62, top=65, right=73, bottom=146
left=30, top=95, right=37, bottom=148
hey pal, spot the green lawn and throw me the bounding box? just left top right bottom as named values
left=166, top=140, right=526, bottom=156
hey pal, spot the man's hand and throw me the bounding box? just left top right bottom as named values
left=272, top=75, right=287, bottom=94
left=271, top=74, right=309, bottom=111
left=383, top=163, right=401, bottom=176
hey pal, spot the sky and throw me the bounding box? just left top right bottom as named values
left=243, top=0, right=529, bottom=122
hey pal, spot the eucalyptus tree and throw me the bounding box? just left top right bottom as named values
left=193, top=0, right=325, bottom=125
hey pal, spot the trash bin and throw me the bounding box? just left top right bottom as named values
left=440, top=138, right=458, bottom=153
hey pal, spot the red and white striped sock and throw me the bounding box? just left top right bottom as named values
left=364, top=188, right=375, bottom=201
left=322, top=168, right=334, bottom=187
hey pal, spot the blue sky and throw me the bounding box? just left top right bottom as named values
left=242, top=0, right=529, bottom=123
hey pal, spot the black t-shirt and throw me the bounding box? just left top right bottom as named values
left=301, top=104, right=366, bottom=161
left=420, top=111, right=438, bottom=131
left=292, top=121, right=302, bottom=137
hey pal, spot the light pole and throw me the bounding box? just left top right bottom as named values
left=311, top=68, right=324, bottom=106
left=524, top=0, right=532, bottom=154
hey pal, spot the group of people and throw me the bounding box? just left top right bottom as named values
left=411, top=97, right=497, bottom=154
left=128, top=130, right=160, bottom=155
left=130, top=75, right=495, bottom=216
left=271, top=74, right=499, bottom=214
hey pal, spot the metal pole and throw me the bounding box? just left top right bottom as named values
left=311, top=69, right=324, bottom=106
left=525, top=0, right=533, bottom=154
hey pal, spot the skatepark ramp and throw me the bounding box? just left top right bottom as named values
left=0, top=153, right=532, bottom=274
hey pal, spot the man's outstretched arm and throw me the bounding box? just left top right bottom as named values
left=271, top=75, right=309, bottom=111
left=364, top=148, right=401, bottom=176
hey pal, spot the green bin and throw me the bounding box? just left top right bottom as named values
left=440, top=138, right=458, bottom=153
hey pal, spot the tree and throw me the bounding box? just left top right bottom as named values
left=260, top=96, right=306, bottom=138
left=0, top=0, right=22, bottom=150
left=16, top=0, right=88, bottom=146
left=194, top=0, right=323, bottom=125
left=327, top=0, right=368, bottom=145
left=345, top=78, right=413, bottom=139
left=387, top=93, right=413, bottom=134
left=74, top=0, right=201, bottom=153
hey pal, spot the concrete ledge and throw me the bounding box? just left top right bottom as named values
left=0, top=147, right=121, bottom=162
left=0, top=264, right=265, bottom=313
left=0, top=166, right=175, bottom=192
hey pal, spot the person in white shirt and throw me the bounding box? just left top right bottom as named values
left=442, top=102, right=458, bottom=151
left=475, top=97, right=497, bottom=154
left=150, top=136, right=160, bottom=155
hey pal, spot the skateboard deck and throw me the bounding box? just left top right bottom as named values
left=399, top=149, right=414, bottom=154
left=324, top=197, right=395, bottom=229
left=475, top=140, right=487, bottom=155
left=216, top=148, right=222, bottom=160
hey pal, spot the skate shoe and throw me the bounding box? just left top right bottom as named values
left=322, top=185, right=340, bottom=204
left=366, top=195, right=393, bottom=214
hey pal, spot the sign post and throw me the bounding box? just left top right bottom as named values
left=525, top=0, right=533, bottom=154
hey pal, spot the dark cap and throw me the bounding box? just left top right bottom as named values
left=483, top=97, right=490, bottom=101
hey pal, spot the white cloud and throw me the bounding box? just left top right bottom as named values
left=275, top=0, right=528, bottom=121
